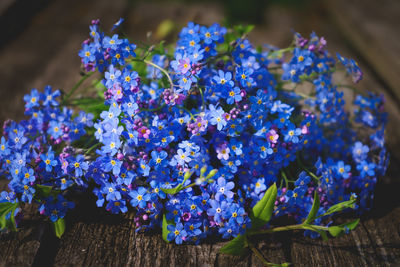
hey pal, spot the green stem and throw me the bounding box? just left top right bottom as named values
left=143, top=59, right=175, bottom=90
left=248, top=241, right=270, bottom=266
left=84, top=142, right=102, bottom=155
left=250, top=224, right=303, bottom=235
left=281, top=171, right=289, bottom=189
left=177, top=106, right=195, bottom=120
left=63, top=72, right=94, bottom=104
left=296, top=154, right=320, bottom=183
left=249, top=223, right=328, bottom=236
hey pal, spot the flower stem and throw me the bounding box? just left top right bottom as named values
left=248, top=241, right=270, bottom=266
left=63, top=72, right=94, bottom=104
left=84, top=142, right=102, bottom=155
left=281, top=171, right=289, bottom=189
left=143, top=59, right=175, bottom=91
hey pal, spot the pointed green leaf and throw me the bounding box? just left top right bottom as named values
left=160, top=183, right=183, bottom=195
left=0, top=214, right=6, bottom=230
left=251, top=183, right=277, bottom=229
left=35, top=184, right=53, bottom=197
left=0, top=202, right=17, bottom=214
left=304, top=190, right=320, bottom=224
left=328, top=226, right=342, bottom=237
left=162, top=213, right=174, bottom=243
left=0, top=202, right=19, bottom=231
left=342, top=218, right=360, bottom=230
left=160, top=187, right=178, bottom=195
left=53, top=218, right=66, bottom=238
left=244, top=25, right=255, bottom=35
left=320, top=199, right=357, bottom=218
left=303, top=225, right=328, bottom=241
left=6, top=215, right=17, bottom=231
left=219, top=234, right=247, bottom=255
left=328, top=219, right=360, bottom=237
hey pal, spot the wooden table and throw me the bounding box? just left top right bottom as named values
left=0, top=0, right=399, bottom=266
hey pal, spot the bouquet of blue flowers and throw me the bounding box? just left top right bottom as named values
left=0, top=19, right=388, bottom=262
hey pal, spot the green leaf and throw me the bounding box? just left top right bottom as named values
left=0, top=214, right=6, bottom=230
left=0, top=202, right=16, bottom=214
left=162, top=213, right=174, bottom=243
left=320, top=199, right=356, bottom=218
left=328, top=219, right=360, bottom=237
left=53, top=218, right=66, bottom=238
left=160, top=187, right=178, bottom=195
left=219, top=234, right=247, bottom=255
left=0, top=202, right=19, bottom=231
left=328, top=226, right=342, bottom=237
left=304, top=190, right=320, bottom=224
left=251, top=183, right=277, bottom=229
left=160, top=184, right=182, bottom=195
left=234, top=24, right=255, bottom=36
left=303, top=225, right=328, bottom=241
left=160, top=171, right=193, bottom=195
left=153, top=40, right=166, bottom=55
left=35, top=184, right=53, bottom=197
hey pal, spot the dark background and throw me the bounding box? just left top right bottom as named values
left=0, top=0, right=399, bottom=266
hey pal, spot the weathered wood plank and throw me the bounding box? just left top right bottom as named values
left=52, top=199, right=251, bottom=267
left=0, top=1, right=399, bottom=266
left=0, top=0, right=128, bottom=265
left=325, top=0, right=400, bottom=104
left=0, top=0, right=127, bottom=123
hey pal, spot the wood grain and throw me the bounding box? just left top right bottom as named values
left=0, top=1, right=399, bottom=266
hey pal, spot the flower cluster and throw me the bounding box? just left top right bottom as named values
left=0, top=20, right=388, bottom=246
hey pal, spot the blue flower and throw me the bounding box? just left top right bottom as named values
left=225, top=204, right=245, bottom=225
left=226, top=87, right=242, bottom=105
left=101, top=182, right=121, bottom=201
left=335, top=161, right=351, bottom=179
left=79, top=44, right=96, bottom=65
left=352, top=141, right=369, bottom=162
left=173, top=149, right=191, bottom=166
left=167, top=223, right=187, bottom=244
left=218, top=223, right=239, bottom=239
left=215, top=177, right=235, bottom=200
left=284, top=124, right=302, bottom=143
left=357, top=160, right=376, bottom=177
left=150, top=150, right=168, bottom=170
left=294, top=172, right=311, bottom=187
left=104, top=65, right=121, bottom=88
left=102, top=34, right=123, bottom=50
left=107, top=199, right=128, bottom=214
left=20, top=167, right=35, bottom=184
left=102, top=157, right=122, bottom=176
left=138, top=159, right=150, bottom=177
left=253, top=178, right=267, bottom=194
left=129, top=187, right=150, bottom=209
left=40, top=85, right=60, bottom=106
left=208, top=104, right=227, bottom=131
left=235, top=67, right=254, bottom=87
left=213, top=70, right=234, bottom=88
left=68, top=155, right=88, bottom=177
left=23, top=89, right=40, bottom=109
left=40, top=148, right=58, bottom=172
left=0, top=137, right=10, bottom=157
left=207, top=199, right=227, bottom=223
